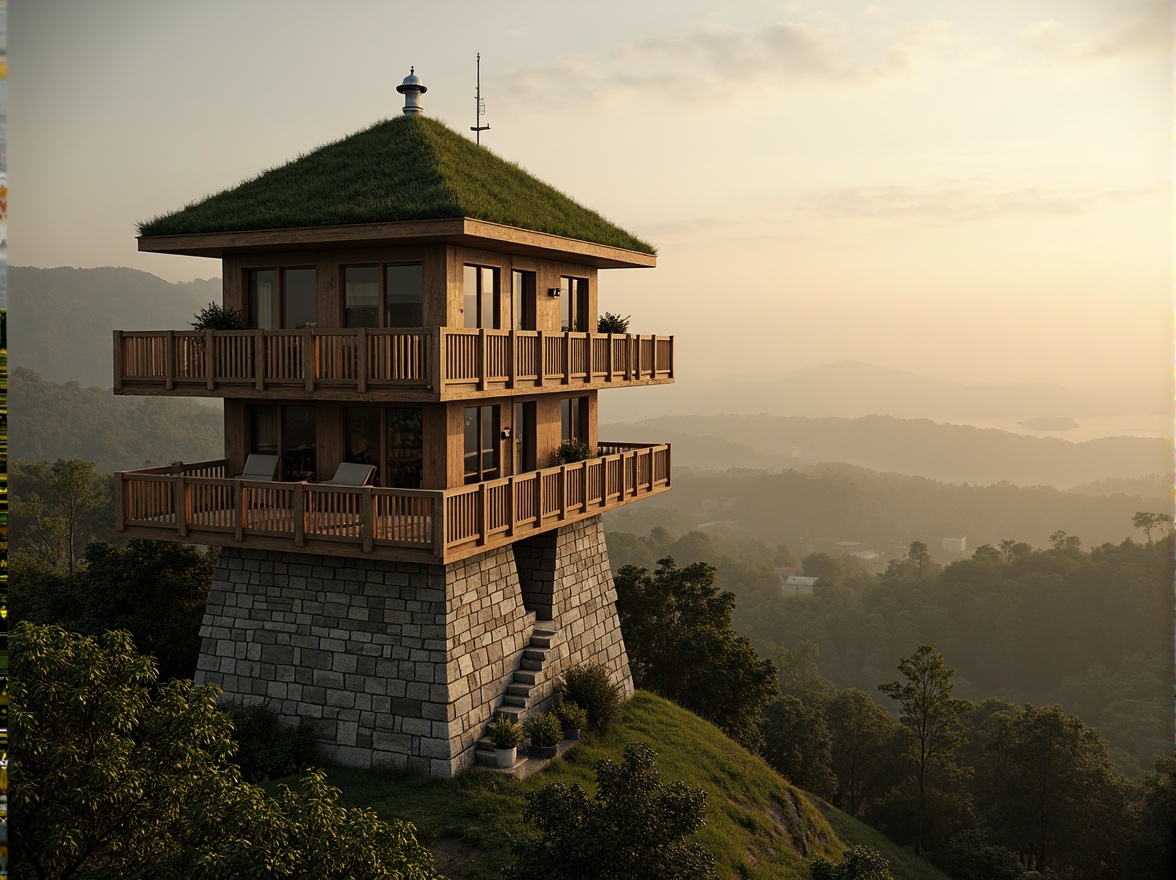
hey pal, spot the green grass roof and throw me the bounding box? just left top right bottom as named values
left=138, top=116, right=655, bottom=255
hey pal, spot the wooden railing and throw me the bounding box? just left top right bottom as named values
left=114, top=443, right=671, bottom=562
left=115, top=328, right=672, bottom=396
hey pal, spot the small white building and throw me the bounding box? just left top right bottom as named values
left=943, top=535, right=967, bottom=553
left=783, top=575, right=819, bottom=597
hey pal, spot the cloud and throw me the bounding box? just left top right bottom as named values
left=801, top=180, right=1164, bottom=222
left=1017, top=0, right=1166, bottom=64
left=500, top=16, right=955, bottom=110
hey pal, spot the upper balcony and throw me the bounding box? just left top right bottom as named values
left=114, top=441, right=671, bottom=564
left=114, top=328, right=673, bottom=402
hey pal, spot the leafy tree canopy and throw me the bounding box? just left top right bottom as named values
left=614, top=557, right=777, bottom=750
left=10, top=622, right=440, bottom=880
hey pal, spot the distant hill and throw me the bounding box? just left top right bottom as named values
left=603, top=413, right=1167, bottom=490
left=9, top=266, right=221, bottom=385
left=11, top=368, right=223, bottom=472
left=599, top=360, right=1165, bottom=428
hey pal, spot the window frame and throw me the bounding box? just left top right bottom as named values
left=341, top=261, right=424, bottom=329
left=463, top=404, right=501, bottom=484
left=245, top=266, right=317, bottom=330
left=463, top=264, right=501, bottom=329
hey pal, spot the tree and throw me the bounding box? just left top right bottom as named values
left=977, top=703, right=1128, bottom=875
left=13, top=539, right=215, bottom=681
left=826, top=689, right=901, bottom=816
left=761, top=642, right=837, bottom=797
left=614, top=558, right=778, bottom=750
left=10, top=622, right=440, bottom=880
left=506, top=742, right=716, bottom=880
left=1131, top=511, right=1171, bottom=544
left=802, top=551, right=842, bottom=586
left=809, top=845, right=894, bottom=880
left=11, top=458, right=107, bottom=576
left=878, top=644, right=971, bottom=856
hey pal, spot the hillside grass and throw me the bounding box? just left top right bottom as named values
left=319, top=691, right=949, bottom=880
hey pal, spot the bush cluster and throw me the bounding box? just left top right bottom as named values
left=524, top=711, right=562, bottom=748
left=553, top=700, right=587, bottom=730
left=227, top=702, right=319, bottom=782
left=558, top=663, right=623, bottom=731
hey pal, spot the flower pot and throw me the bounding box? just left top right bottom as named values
left=530, top=744, right=558, bottom=759
left=495, top=746, right=516, bottom=768
left=563, top=727, right=581, bottom=741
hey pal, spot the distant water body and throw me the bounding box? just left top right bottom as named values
left=965, top=414, right=1168, bottom=443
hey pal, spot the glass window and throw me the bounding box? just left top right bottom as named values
left=344, top=407, right=380, bottom=467
left=385, top=264, right=423, bottom=328
left=282, top=268, right=317, bottom=329
left=344, top=266, right=380, bottom=328
left=512, top=270, right=535, bottom=331
left=250, top=405, right=278, bottom=455
left=282, top=406, right=316, bottom=481
left=386, top=407, right=423, bottom=489
left=514, top=400, right=535, bottom=474
left=559, top=276, right=587, bottom=332
left=463, top=264, right=500, bottom=329
left=247, top=268, right=316, bottom=330
left=560, top=397, right=585, bottom=443
left=464, top=405, right=499, bottom=484
left=247, top=269, right=278, bottom=330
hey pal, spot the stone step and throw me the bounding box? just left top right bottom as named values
left=507, top=683, right=531, bottom=698
left=533, top=625, right=557, bottom=637
left=529, top=635, right=553, bottom=649
left=513, top=670, right=538, bottom=686
left=503, top=693, right=527, bottom=707
left=522, top=649, right=546, bottom=662
left=496, top=704, right=524, bottom=721
left=520, top=657, right=543, bottom=671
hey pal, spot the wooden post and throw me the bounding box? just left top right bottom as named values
left=585, top=333, right=593, bottom=384
left=505, top=475, right=516, bottom=538
left=581, top=462, right=589, bottom=512
left=164, top=330, right=175, bottom=390
left=304, top=329, right=314, bottom=392
left=113, top=331, right=125, bottom=391
left=205, top=330, right=216, bottom=390
left=176, top=475, right=188, bottom=537
left=294, top=482, right=306, bottom=548
left=606, top=333, right=614, bottom=383
left=361, top=486, right=374, bottom=552
left=477, top=328, right=487, bottom=392
left=559, top=467, right=568, bottom=520
left=535, top=473, right=543, bottom=526
left=507, top=329, right=517, bottom=390
left=432, top=493, right=447, bottom=559
left=356, top=328, right=368, bottom=394
left=563, top=333, right=571, bottom=385
left=254, top=330, right=265, bottom=391
left=477, top=482, right=488, bottom=546
left=536, top=330, right=546, bottom=388
left=668, top=335, right=675, bottom=379
left=235, top=482, right=245, bottom=541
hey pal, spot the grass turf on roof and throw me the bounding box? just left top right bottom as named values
left=137, top=116, right=655, bottom=255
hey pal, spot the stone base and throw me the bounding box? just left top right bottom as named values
left=194, top=516, right=631, bottom=776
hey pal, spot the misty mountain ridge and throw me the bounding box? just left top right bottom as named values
left=602, top=413, right=1168, bottom=492
left=601, top=359, right=1165, bottom=435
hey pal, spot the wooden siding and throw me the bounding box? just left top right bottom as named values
left=114, top=442, right=670, bottom=564
left=114, top=328, right=673, bottom=400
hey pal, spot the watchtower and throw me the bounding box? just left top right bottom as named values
left=113, top=71, right=673, bottom=774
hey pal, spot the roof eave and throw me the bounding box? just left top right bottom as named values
left=137, top=217, right=656, bottom=269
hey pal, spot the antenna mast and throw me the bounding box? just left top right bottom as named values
left=471, top=52, right=490, bottom=144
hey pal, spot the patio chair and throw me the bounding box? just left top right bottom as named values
left=234, top=454, right=279, bottom=481
left=321, top=461, right=377, bottom=486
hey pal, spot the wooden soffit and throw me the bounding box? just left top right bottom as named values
left=137, top=218, right=657, bottom=269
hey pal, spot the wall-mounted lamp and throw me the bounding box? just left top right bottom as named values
left=501, top=427, right=512, bottom=440
left=547, top=288, right=561, bottom=298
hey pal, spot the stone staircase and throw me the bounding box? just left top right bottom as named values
left=474, top=624, right=557, bottom=767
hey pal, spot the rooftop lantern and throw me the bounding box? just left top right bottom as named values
left=397, top=67, right=427, bottom=115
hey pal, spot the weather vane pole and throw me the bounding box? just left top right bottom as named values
left=471, top=52, right=490, bottom=144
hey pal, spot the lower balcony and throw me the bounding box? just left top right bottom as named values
left=115, top=442, right=671, bottom=564
left=114, top=328, right=673, bottom=401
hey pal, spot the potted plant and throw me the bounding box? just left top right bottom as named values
left=489, top=714, right=522, bottom=768
left=191, top=302, right=248, bottom=333
left=596, top=312, right=631, bottom=334
left=554, top=439, right=593, bottom=465
left=523, top=711, right=562, bottom=759
left=553, top=700, right=587, bottom=741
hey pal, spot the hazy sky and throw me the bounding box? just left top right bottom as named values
left=10, top=0, right=1170, bottom=395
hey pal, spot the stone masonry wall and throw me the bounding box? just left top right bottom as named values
left=196, top=517, right=631, bottom=776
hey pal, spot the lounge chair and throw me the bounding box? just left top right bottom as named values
left=321, top=462, right=377, bottom=486
left=235, top=454, right=279, bottom=481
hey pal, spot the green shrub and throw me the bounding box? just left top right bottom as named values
left=524, top=711, right=563, bottom=748
left=597, top=312, right=631, bottom=334
left=554, top=439, right=593, bottom=465
left=226, top=702, right=319, bottom=782
left=506, top=742, right=715, bottom=880
left=558, top=663, right=623, bottom=731
left=810, top=845, right=895, bottom=880
left=490, top=713, right=522, bottom=749
left=553, top=700, right=588, bottom=730
left=191, top=302, right=248, bottom=332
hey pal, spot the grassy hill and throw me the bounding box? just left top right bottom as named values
left=320, top=692, right=948, bottom=880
